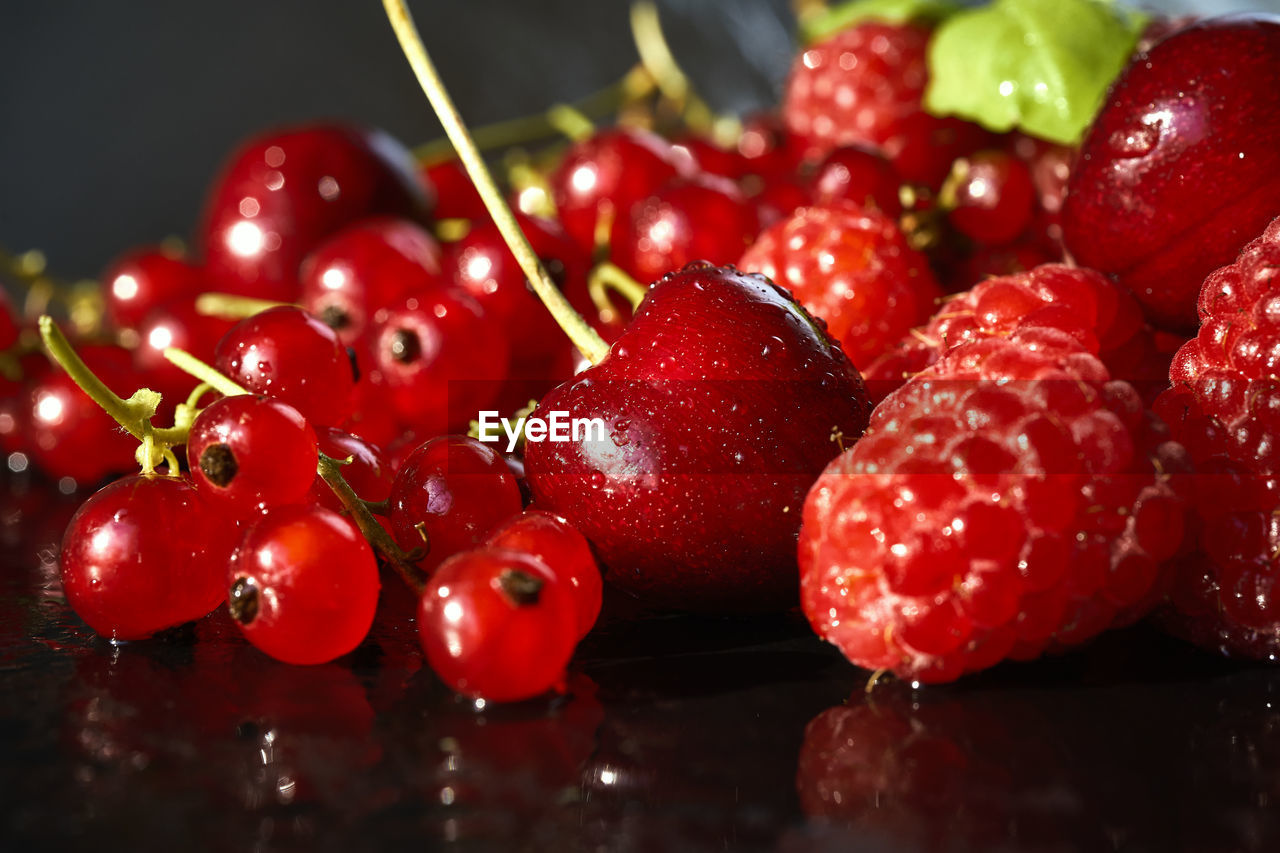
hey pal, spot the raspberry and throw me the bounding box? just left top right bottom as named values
left=799, top=329, right=1188, bottom=682
left=1153, top=216, right=1280, bottom=659
left=862, top=264, right=1165, bottom=403
left=738, top=203, right=941, bottom=370
left=782, top=22, right=989, bottom=187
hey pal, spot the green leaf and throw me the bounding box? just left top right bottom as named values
left=801, top=0, right=959, bottom=44
left=923, top=0, right=1147, bottom=145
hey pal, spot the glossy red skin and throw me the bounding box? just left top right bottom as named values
left=1062, top=15, right=1280, bottom=331
left=298, top=217, right=447, bottom=349
left=445, top=213, right=586, bottom=405
left=230, top=505, right=379, bottom=665
left=611, top=173, right=760, bottom=285
left=487, top=509, right=602, bottom=640
left=418, top=548, right=577, bottom=702
left=133, top=296, right=236, bottom=408
left=186, top=395, right=319, bottom=514
left=200, top=123, right=432, bottom=302
left=28, top=345, right=140, bottom=485
left=101, top=247, right=202, bottom=331
left=307, top=426, right=393, bottom=515
left=60, top=475, right=233, bottom=640
left=549, top=127, right=692, bottom=255
left=215, top=305, right=355, bottom=427
left=388, top=435, right=523, bottom=572
left=812, top=145, right=903, bottom=217
left=338, top=375, right=405, bottom=456
left=366, top=288, right=509, bottom=436
left=0, top=288, right=19, bottom=351
left=421, top=158, right=488, bottom=221
left=944, top=151, right=1036, bottom=247
left=523, top=263, right=872, bottom=611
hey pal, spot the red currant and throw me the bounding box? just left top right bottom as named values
left=486, top=509, right=602, bottom=640
left=306, top=426, right=393, bottom=515
left=811, top=145, right=903, bottom=216
left=549, top=126, right=692, bottom=254
left=298, top=217, right=448, bottom=348
left=60, top=474, right=234, bottom=640
left=28, top=345, right=140, bottom=486
left=942, top=150, right=1037, bottom=246
left=611, top=173, right=759, bottom=284
left=200, top=123, right=432, bottom=302
left=133, top=297, right=236, bottom=407
left=215, top=305, right=356, bottom=427
left=366, top=288, right=509, bottom=436
left=418, top=548, right=577, bottom=702
left=228, top=504, right=380, bottom=664
left=186, top=395, right=319, bottom=514
left=101, top=247, right=202, bottom=332
left=388, top=435, right=522, bottom=571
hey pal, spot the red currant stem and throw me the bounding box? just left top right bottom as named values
left=162, top=347, right=248, bottom=398
left=630, top=1, right=714, bottom=132
left=411, top=65, right=654, bottom=164
left=381, top=0, right=610, bottom=366
left=194, top=292, right=293, bottom=320
left=37, top=315, right=161, bottom=443
left=545, top=103, right=596, bottom=142
left=316, top=453, right=426, bottom=594
left=588, top=261, right=648, bottom=319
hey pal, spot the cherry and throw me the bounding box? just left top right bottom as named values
left=610, top=172, right=759, bottom=285
left=487, top=509, right=602, bottom=640
left=228, top=504, right=380, bottom=665
left=387, top=435, right=522, bottom=571
left=941, top=150, right=1037, bottom=246
left=671, top=133, right=748, bottom=180
left=811, top=145, right=903, bottom=217
left=523, top=263, right=872, bottom=611
left=548, top=126, right=692, bottom=255
left=199, top=123, right=433, bottom=302
left=366, top=287, right=509, bottom=436
left=752, top=175, right=812, bottom=229
left=60, top=474, right=234, bottom=640
left=298, top=217, right=448, bottom=348
left=1061, top=15, right=1280, bottom=330
left=734, top=112, right=810, bottom=184
left=306, top=426, right=393, bottom=516
left=27, top=345, right=141, bottom=486
left=417, top=547, right=577, bottom=702
left=186, top=394, right=319, bottom=515
left=101, top=246, right=203, bottom=331
left=214, top=305, right=356, bottom=427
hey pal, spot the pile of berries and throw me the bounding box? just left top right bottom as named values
left=3, top=0, right=1280, bottom=700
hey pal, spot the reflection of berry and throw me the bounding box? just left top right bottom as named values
left=801, top=330, right=1188, bottom=682
left=1154, top=217, right=1280, bottom=658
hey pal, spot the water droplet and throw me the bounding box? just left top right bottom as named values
left=589, top=471, right=607, bottom=489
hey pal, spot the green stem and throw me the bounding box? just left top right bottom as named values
left=38, top=316, right=156, bottom=441
left=195, top=292, right=292, bottom=320
left=545, top=103, right=596, bottom=142
left=163, top=348, right=248, bottom=397
left=317, top=454, right=426, bottom=594
left=630, top=1, right=714, bottom=132
left=589, top=261, right=649, bottom=314
left=411, top=66, right=654, bottom=164
left=382, top=0, right=611, bottom=366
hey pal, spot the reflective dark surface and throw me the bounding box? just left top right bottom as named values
left=3, top=471, right=1279, bottom=852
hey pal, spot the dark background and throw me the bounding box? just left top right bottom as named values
left=0, top=0, right=1248, bottom=282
